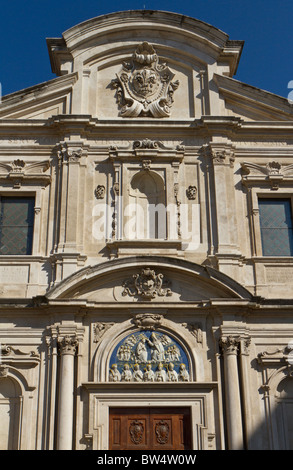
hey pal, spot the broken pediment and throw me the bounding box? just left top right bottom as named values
left=0, top=73, right=77, bottom=119
left=214, top=74, right=293, bottom=121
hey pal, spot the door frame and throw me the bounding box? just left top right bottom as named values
left=82, top=382, right=218, bottom=450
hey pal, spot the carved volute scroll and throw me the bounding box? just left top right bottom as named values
left=111, top=42, right=179, bottom=118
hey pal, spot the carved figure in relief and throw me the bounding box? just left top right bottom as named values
left=155, top=363, right=167, bottom=382
left=165, top=345, right=181, bottom=362
left=143, top=363, right=155, bottom=382
left=121, top=364, right=132, bottom=382
left=148, top=332, right=165, bottom=362
left=111, top=42, right=179, bottom=118
left=109, top=364, right=121, bottom=382
left=135, top=337, right=148, bottom=362
left=167, top=362, right=178, bottom=382
left=132, top=364, right=144, bottom=382
left=178, top=363, right=190, bottom=382
left=117, top=344, right=132, bottom=361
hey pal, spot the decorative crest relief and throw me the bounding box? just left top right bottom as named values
left=111, top=42, right=179, bottom=118
left=122, top=268, right=172, bottom=300
left=129, top=420, right=144, bottom=445
left=155, top=420, right=170, bottom=444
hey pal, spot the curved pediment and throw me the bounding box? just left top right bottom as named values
left=46, top=256, right=252, bottom=302
left=46, top=10, right=243, bottom=120
left=48, top=10, right=242, bottom=75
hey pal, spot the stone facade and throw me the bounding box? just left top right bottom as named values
left=0, top=10, right=293, bottom=450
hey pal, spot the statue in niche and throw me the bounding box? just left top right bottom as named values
left=111, top=42, right=179, bottom=118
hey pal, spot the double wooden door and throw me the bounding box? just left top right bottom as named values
left=109, top=407, right=191, bottom=450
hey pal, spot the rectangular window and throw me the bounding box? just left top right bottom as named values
left=0, top=196, right=35, bottom=255
left=258, top=198, right=293, bottom=256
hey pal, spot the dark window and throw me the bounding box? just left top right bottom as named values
left=259, top=198, right=293, bottom=256
left=0, top=196, right=35, bottom=255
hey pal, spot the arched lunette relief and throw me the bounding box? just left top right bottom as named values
left=109, top=330, right=190, bottom=383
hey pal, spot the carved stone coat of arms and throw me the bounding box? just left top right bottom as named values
left=111, top=42, right=179, bottom=118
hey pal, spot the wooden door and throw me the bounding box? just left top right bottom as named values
left=109, top=407, right=191, bottom=450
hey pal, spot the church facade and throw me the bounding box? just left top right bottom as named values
left=0, top=10, right=293, bottom=450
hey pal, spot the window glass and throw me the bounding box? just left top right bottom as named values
left=0, top=196, right=35, bottom=255
left=259, top=198, right=293, bottom=256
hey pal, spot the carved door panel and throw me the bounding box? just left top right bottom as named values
left=109, top=407, right=191, bottom=450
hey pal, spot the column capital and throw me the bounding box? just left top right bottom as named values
left=219, top=335, right=241, bottom=355
left=58, top=335, right=78, bottom=356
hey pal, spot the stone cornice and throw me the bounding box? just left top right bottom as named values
left=2, top=115, right=293, bottom=139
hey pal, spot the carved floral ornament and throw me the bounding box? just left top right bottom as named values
left=111, top=42, right=179, bottom=118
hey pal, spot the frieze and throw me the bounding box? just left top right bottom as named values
left=111, top=42, right=179, bottom=118
left=109, top=330, right=190, bottom=382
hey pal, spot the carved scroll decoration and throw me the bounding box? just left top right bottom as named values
left=122, top=268, right=172, bottom=300
left=155, top=420, right=170, bottom=444
left=129, top=420, right=144, bottom=445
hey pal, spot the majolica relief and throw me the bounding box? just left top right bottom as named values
left=111, top=42, right=179, bottom=118
left=109, top=330, right=190, bottom=382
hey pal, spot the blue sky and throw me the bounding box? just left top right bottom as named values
left=0, top=0, right=292, bottom=99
